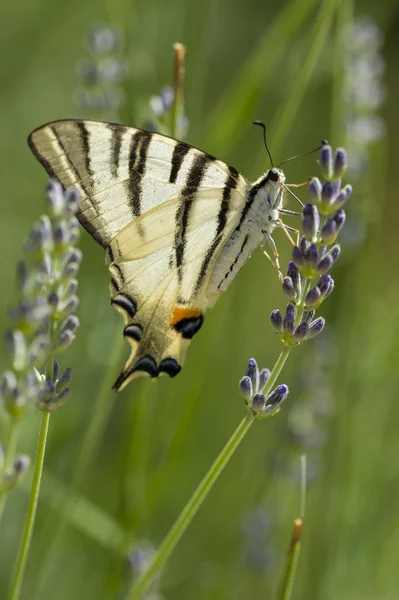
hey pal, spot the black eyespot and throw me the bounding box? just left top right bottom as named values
left=173, top=315, right=204, bottom=339
left=159, top=358, right=181, bottom=377
left=266, top=168, right=279, bottom=182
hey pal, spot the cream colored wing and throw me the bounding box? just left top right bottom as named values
left=108, top=187, right=246, bottom=390
left=28, top=119, right=249, bottom=247
left=28, top=119, right=250, bottom=389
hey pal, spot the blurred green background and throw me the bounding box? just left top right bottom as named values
left=1, top=0, right=399, bottom=598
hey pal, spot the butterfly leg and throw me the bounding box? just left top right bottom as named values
left=263, top=236, right=284, bottom=282
left=286, top=178, right=314, bottom=188
left=277, top=219, right=300, bottom=247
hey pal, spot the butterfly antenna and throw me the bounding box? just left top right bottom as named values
left=253, top=120, right=274, bottom=167
left=277, top=140, right=329, bottom=168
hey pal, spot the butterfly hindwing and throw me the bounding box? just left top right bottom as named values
left=107, top=188, right=247, bottom=390
left=28, top=119, right=250, bottom=388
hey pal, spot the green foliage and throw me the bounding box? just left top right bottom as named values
left=1, top=0, right=398, bottom=598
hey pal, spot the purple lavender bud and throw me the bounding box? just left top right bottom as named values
left=332, top=179, right=341, bottom=196
left=308, top=177, right=322, bottom=203
left=38, top=216, right=53, bottom=250
left=333, top=148, right=347, bottom=179
left=0, top=371, right=18, bottom=398
left=321, top=219, right=336, bottom=244
left=299, top=236, right=309, bottom=255
left=60, top=279, right=78, bottom=298
left=161, top=85, right=175, bottom=111
left=56, top=330, right=75, bottom=351
left=16, top=261, right=29, bottom=293
left=307, top=317, right=325, bottom=339
left=319, top=144, right=333, bottom=180
left=292, top=246, right=304, bottom=267
left=60, top=295, right=80, bottom=316
left=62, top=263, right=80, bottom=279
left=293, top=322, right=309, bottom=341
left=258, top=368, right=271, bottom=391
left=150, top=95, right=164, bottom=117
left=43, top=379, right=56, bottom=401
left=48, top=292, right=59, bottom=309
left=54, top=387, right=71, bottom=409
left=318, top=275, right=334, bottom=298
left=68, top=220, right=80, bottom=244
left=54, top=223, right=69, bottom=246
left=13, top=455, right=30, bottom=475
left=307, top=244, right=319, bottom=268
left=52, top=360, right=59, bottom=383
left=301, top=310, right=315, bottom=325
left=270, top=309, right=283, bottom=333
left=240, top=376, right=253, bottom=401
left=65, top=188, right=80, bottom=210
left=251, top=392, right=266, bottom=412
left=246, top=358, right=259, bottom=393
left=129, top=543, right=155, bottom=575
left=62, top=248, right=83, bottom=267
left=56, top=368, right=73, bottom=394
left=334, top=209, right=346, bottom=227
left=27, top=334, right=50, bottom=366
left=38, top=254, right=53, bottom=279
left=282, top=277, right=296, bottom=300
left=334, top=185, right=352, bottom=209
left=265, top=384, right=289, bottom=407
left=46, top=180, right=65, bottom=214
left=321, top=181, right=337, bottom=208
left=89, top=26, right=121, bottom=54
left=287, top=262, right=300, bottom=290
left=305, top=286, right=321, bottom=309
left=317, top=245, right=340, bottom=274
left=283, top=304, right=296, bottom=336
left=4, top=330, right=26, bottom=371
left=302, top=203, right=320, bottom=241
left=60, top=314, right=80, bottom=334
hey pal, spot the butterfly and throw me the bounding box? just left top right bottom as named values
left=28, top=119, right=288, bottom=391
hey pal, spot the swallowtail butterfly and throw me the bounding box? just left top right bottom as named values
left=28, top=120, right=288, bottom=391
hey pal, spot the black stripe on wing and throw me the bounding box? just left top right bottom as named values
left=174, top=152, right=217, bottom=282
left=125, top=130, right=153, bottom=238
left=169, top=141, right=191, bottom=183
left=76, top=121, right=94, bottom=185
left=195, top=165, right=240, bottom=293
left=108, top=123, right=124, bottom=179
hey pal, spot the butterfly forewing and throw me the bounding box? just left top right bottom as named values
left=28, top=119, right=250, bottom=389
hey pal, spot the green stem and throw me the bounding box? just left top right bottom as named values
left=126, top=412, right=255, bottom=600
left=31, top=332, right=124, bottom=600
left=264, top=346, right=291, bottom=394
left=0, top=419, right=22, bottom=525
left=8, top=411, right=50, bottom=600
left=275, top=519, right=304, bottom=600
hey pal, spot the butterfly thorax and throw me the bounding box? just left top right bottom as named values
left=207, top=167, right=285, bottom=303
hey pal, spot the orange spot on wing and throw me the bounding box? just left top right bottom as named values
left=170, top=306, right=202, bottom=326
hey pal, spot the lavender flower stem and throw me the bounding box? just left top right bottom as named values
left=262, top=346, right=291, bottom=396
left=126, top=412, right=255, bottom=600
left=0, top=420, right=22, bottom=525
left=8, top=411, right=50, bottom=600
